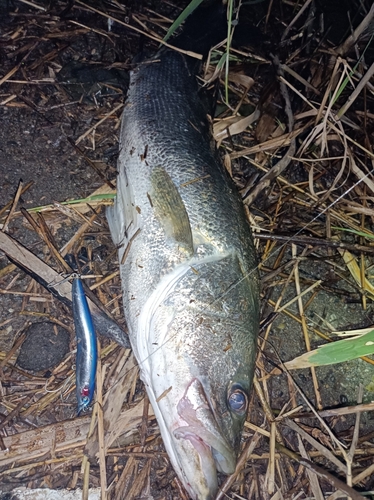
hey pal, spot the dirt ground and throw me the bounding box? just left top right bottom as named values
left=1, top=0, right=374, bottom=499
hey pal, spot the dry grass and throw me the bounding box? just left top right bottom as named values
left=1, top=0, right=374, bottom=498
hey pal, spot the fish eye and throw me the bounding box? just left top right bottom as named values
left=228, top=386, right=248, bottom=415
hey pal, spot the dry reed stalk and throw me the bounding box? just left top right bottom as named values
left=216, top=433, right=262, bottom=500
left=284, top=419, right=347, bottom=474
left=292, top=244, right=322, bottom=409
left=1, top=180, right=24, bottom=232
left=60, top=212, right=101, bottom=256
left=297, top=435, right=324, bottom=500
left=96, top=345, right=107, bottom=500
left=52, top=202, right=91, bottom=224
left=90, top=272, right=119, bottom=291
left=0, top=329, right=28, bottom=368
left=337, top=3, right=374, bottom=56
left=75, top=103, right=124, bottom=145
left=285, top=373, right=349, bottom=465
left=253, top=376, right=283, bottom=445
left=75, top=0, right=203, bottom=59
left=267, top=422, right=276, bottom=494
left=346, top=385, right=364, bottom=487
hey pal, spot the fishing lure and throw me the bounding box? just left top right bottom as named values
left=72, top=275, right=97, bottom=415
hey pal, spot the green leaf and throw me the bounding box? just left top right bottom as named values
left=163, top=0, right=205, bottom=42
left=28, top=193, right=116, bottom=213
left=285, top=329, right=374, bottom=369
left=332, top=226, right=374, bottom=240
left=335, top=33, right=374, bottom=113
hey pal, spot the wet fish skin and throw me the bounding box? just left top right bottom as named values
left=107, top=46, right=259, bottom=499
left=72, top=277, right=97, bottom=415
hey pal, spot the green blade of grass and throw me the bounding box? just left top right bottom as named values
left=163, top=0, right=205, bottom=42
left=333, top=226, right=374, bottom=240
left=285, top=329, right=374, bottom=369
left=28, top=193, right=116, bottom=213
left=333, top=33, right=374, bottom=107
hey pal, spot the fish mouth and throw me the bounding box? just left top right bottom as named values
left=173, top=378, right=236, bottom=497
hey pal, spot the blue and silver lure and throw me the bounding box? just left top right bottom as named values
left=72, top=276, right=98, bottom=415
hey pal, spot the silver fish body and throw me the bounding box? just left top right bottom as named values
left=107, top=48, right=260, bottom=499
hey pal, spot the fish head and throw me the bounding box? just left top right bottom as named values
left=141, top=254, right=259, bottom=499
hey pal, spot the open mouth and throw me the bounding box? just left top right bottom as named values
left=173, top=378, right=236, bottom=479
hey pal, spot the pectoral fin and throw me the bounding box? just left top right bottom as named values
left=150, top=167, right=194, bottom=256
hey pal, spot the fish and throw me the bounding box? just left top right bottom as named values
left=107, top=4, right=260, bottom=499
left=72, top=276, right=98, bottom=415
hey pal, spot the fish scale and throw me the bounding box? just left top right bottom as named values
left=108, top=33, right=260, bottom=500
